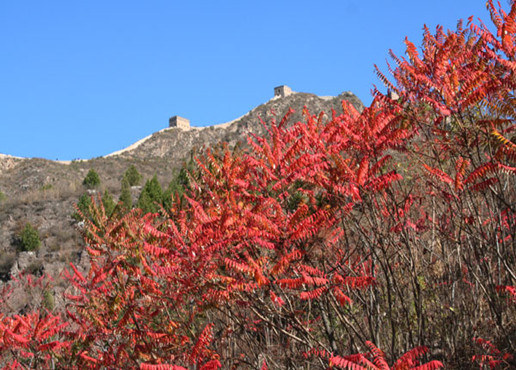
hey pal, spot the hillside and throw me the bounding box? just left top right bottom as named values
left=0, top=89, right=363, bottom=310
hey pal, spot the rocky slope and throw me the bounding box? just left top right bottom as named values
left=0, top=90, right=363, bottom=311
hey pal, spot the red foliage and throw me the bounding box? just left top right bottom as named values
left=1, top=1, right=515, bottom=368
left=0, top=276, right=70, bottom=368
left=329, top=342, right=443, bottom=370
left=472, top=337, right=514, bottom=369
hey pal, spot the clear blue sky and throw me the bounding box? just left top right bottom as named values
left=0, top=1, right=493, bottom=160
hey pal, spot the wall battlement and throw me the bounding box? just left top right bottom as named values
left=169, top=116, right=190, bottom=129
left=274, top=85, right=293, bottom=98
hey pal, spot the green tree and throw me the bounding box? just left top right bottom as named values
left=137, top=175, right=163, bottom=213
left=137, top=190, right=153, bottom=214
left=83, top=169, right=101, bottom=189
left=119, top=177, right=132, bottom=210
left=73, top=193, right=92, bottom=221
left=18, top=223, right=41, bottom=252
left=102, top=190, right=116, bottom=217
left=163, top=167, right=188, bottom=210
left=123, top=165, right=142, bottom=186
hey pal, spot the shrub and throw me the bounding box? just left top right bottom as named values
left=40, top=184, right=53, bottom=191
left=82, top=169, right=100, bottom=189
left=18, top=223, right=41, bottom=252
left=0, top=252, right=15, bottom=277
left=25, top=261, right=43, bottom=276
left=123, top=165, right=143, bottom=186
left=48, top=244, right=61, bottom=253
left=42, top=289, right=55, bottom=311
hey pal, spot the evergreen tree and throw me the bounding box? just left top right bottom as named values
left=73, top=193, right=92, bottom=221
left=119, top=177, right=132, bottom=210
left=102, top=190, right=116, bottom=217
left=83, top=169, right=101, bottom=189
left=163, top=167, right=190, bottom=211
left=162, top=183, right=178, bottom=212
left=175, top=166, right=190, bottom=191
left=18, top=223, right=41, bottom=252
left=146, top=175, right=163, bottom=202
left=137, top=190, right=153, bottom=214
left=137, top=175, right=162, bottom=213
left=123, top=165, right=143, bottom=186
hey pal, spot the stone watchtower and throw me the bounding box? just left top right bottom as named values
left=274, top=85, right=293, bottom=98
left=169, top=116, right=190, bottom=129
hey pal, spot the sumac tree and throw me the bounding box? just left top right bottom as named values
left=1, top=2, right=515, bottom=369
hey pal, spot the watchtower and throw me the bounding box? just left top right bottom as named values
left=169, top=116, right=190, bottom=129
left=274, top=85, right=293, bottom=98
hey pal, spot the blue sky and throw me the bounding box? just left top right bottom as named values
left=1, top=1, right=492, bottom=160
